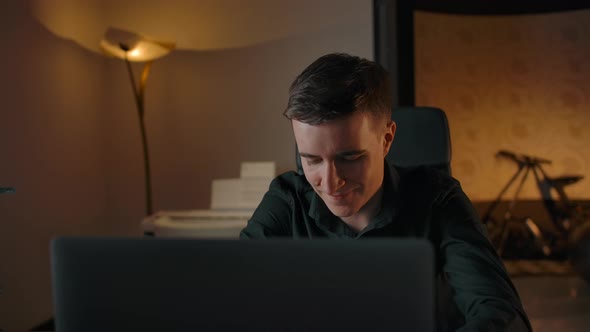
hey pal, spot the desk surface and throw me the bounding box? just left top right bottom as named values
left=142, top=209, right=252, bottom=238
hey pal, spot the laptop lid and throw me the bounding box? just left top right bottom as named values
left=51, top=237, right=434, bottom=332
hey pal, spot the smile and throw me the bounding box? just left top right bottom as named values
left=326, top=191, right=353, bottom=201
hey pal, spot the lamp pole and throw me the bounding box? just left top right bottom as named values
left=100, top=28, right=174, bottom=217
left=121, top=44, right=153, bottom=216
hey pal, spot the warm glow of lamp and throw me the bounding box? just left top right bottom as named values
left=129, top=49, right=141, bottom=57
left=100, top=27, right=175, bottom=217
left=100, top=27, right=175, bottom=62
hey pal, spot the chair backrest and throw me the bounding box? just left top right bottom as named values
left=388, top=106, right=452, bottom=175
left=295, top=106, right=452, bottom=176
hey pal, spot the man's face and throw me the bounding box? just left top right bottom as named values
left=293, top=111, right=395, bottom=219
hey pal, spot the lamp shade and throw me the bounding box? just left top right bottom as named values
left=100, top=27, right=175, bottom=62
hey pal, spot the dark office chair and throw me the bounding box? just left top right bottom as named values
left=295, top=106, right=452, bottom=175
left=387, top=107, right=458, bottom=331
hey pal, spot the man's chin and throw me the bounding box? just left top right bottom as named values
left=325, top=205, right=358, bottom=218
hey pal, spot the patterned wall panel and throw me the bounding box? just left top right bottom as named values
left=415, top=10, right=590, bottom=200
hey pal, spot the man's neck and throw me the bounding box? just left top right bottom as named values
left=340, top=186, right=384, bottom=233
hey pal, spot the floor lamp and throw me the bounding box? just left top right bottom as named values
left=100, top=27, right=175, bottom=216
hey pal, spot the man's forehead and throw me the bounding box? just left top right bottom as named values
left=290, top=112, right=388, bottom=134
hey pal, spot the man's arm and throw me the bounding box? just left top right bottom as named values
left=436, top=188, right=532, bottom=332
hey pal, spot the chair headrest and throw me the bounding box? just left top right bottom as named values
left=387, top=107, right=451, bottom=174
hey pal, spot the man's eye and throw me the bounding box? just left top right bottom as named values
left=306, top=159, right=322, bottom=165
left=342, top=154, right=362, bottom=162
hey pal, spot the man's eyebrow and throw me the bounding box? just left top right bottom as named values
left=299, top=150, right=366, bottom=159
left=299, top=152, right=320, bottom=159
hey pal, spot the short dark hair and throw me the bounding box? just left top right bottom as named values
left=284, top=53, right=392, bottom=125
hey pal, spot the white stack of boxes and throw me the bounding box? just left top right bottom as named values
left=142, top=162, right=275, bottom=238
left=211, top=162, right=275, bottom=210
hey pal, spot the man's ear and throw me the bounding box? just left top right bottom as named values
left=383, top=120, right=396, bottom=155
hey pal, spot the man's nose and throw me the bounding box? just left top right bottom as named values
left=321, top=162, right=345, bottom=193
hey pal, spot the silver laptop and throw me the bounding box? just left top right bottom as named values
left=51, top=237, right=434, bottom=331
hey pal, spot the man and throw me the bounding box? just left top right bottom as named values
left=240, top=53, right=531, bottom=331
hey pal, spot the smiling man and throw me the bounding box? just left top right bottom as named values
left=293, top=109, right=393, bottom=233
left=240, top=53, right=531, bottom=331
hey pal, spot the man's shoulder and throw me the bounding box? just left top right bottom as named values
left=396, top=165, right=456, bottom=183
left=269, top=170, right=313, bottom=195
left=395, top=166, right=460, bottom=201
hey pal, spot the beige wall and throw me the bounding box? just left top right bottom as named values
left=415, top=10, right=590, bottom=201
left=0, top=0, right=372, bottom=329
left=0, top=1, right=112, bottom=329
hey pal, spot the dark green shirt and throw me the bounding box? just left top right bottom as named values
left=240, top=163, right=532, bottom=332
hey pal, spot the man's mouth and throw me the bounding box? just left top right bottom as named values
left=326, top=190, right=352, bottom=201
